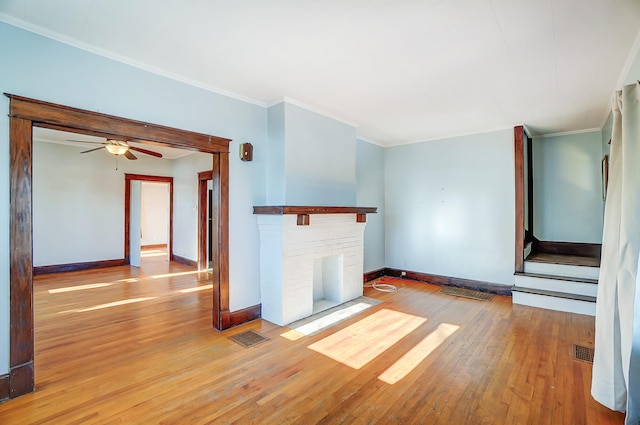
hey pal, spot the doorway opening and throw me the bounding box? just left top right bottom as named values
left=198, top=170, right=214, bottom=271
left=124, top=174, right=174, bottom=267
left=140, top=181, right=171, bottom=262
left=6, top=94, right=237, bottom=400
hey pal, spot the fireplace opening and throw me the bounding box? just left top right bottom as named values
left=313, top=254, right=344, bottom=314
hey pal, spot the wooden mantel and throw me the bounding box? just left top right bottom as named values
left=253, top=206, right=377, bottom=226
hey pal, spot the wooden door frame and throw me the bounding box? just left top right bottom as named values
left=124, top=174, right=174, bottom=264
left=514, top=125, right=534, bottom=273
left=4, top=93, right=238, bottom=400
left=198, top=170, right=213, bottom=270
left=514, top=126, right=525, bottom=272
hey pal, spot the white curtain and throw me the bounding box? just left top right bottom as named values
left=592, top=82, right=640, bottom=424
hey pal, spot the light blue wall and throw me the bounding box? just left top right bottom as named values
left=533, top=131, right=604, bottom=243
left=0, top=22, right=268, bottom=375
left=266, top=103, right=286, bottom=204
left=356, top=139, right=385, bottom=272
left=265, top=102, right=357, bottom=206
left=284, top=103, right=357, bottom=206
left=385, top=129, right=515, bottom=286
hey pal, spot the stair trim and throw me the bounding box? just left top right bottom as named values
left=514, top=272, right=598, bottom=285
left=525, top=257, right=600, bottom=268
left=512, top=286, right=596, bottom=303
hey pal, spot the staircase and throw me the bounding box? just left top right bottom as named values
left=512, top=256, right=599, bottom=316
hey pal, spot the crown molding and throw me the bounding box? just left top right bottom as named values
left=0, top=14, right=266, bottom=108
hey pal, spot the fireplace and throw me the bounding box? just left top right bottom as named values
left=254, top=206, right=376, bottom=326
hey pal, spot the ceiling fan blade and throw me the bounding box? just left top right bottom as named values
left=129, top=146, right=163, bottom=158
left=124, top=150, right=138, bottom=160
left=67, top=140, right=106, bottom=145
left=80, top=147, right=105, bottom=154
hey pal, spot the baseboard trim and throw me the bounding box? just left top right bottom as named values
left=216, top=304, right=262, bottom=330
left=0, top=373, right=9, bottom=402
left=229, top=304, right=262, bottom=327
left=9, top=362, right=34, bottom=400
left=363, top=268, right=388, bottom=283
left=172, top=254, right=197, bottom=269
left=384, top=268, right=512, bottom=296
left=33, top=259, right=125, bottom=275
left=535, top=241, right=601, bottom=258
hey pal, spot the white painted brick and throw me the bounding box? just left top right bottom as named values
left=257, top=213, right=367, bottom=326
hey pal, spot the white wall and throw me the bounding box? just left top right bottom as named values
left=533, top=131, right=604, bottom=243
left=356, top=139, right=385, bottom=272
left=33, top=140, right=173, bottom=266
left=140, top=182, right=169, bottom=247
left=0, top=21, right=267, bottom=375
left=385, top=129, right=515, bottom=286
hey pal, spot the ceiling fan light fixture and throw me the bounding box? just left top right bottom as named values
left=105, top=141, right=129, bottom=156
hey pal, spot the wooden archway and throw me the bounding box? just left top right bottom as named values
left=4, top=94, right=242, bottom=400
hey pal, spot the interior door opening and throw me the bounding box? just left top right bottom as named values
left=207, top=186, right=213, bottom=270
left=124, top=174, right=174, bottom=266
left=198, top=170, right=214, bottom=272
left=140, top=181, right=171, bottom=263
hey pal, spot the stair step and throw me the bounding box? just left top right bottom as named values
left=514, top=272, right=597, bottom=297
left=523, top=260, right=599, bottom=280
left=512, top=287, right=596, bottom=316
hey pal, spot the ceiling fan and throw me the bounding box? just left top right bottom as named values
left=73, top=139, right=163, bottom=160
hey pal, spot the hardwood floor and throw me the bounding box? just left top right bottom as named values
left=0, top=257, right=624, bottom=424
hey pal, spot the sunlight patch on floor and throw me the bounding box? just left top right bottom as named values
left=48, top=283, right=113, bottom=293
left=59, top=297, right=157, bottom=313
left=281, top=302, right=372, bottom=341
left=179, top=284, right=213, bottom=293
left=308, top=309, right=426, bottom=369
left=117, top=278, right=139, bottom=283
left=150, top=270, right=201, bottom=279
left=141, top=251, right=168, bottom=258
left=378, top=323, right=459, bottom=384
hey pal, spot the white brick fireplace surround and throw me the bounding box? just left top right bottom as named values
left=254, top=206, right=377, bottom=326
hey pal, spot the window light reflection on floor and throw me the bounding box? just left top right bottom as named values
left=140, top=251, right=168, bottom=258
left=281, top=302, right=373, bottom=341
left=378, top=322, right=459, bottom=384
left=117, top=278, right=139, bottom=283
left=150, top=270, right=201, bottom=279
left=308, top=309, right=427, bottom=370
left=58, top=297, right=157, bottom=314
left=179, top=284, right=213, bottom=293
left=48, top=283, right=113, bottom=294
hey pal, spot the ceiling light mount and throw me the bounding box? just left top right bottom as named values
left=104, top=140, right=129, bottom=155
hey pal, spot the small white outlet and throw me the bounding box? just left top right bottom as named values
left=401, top=271, right=407, bottom=276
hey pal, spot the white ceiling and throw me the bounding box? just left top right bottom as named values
left=2, top=0, right=640, bottom=146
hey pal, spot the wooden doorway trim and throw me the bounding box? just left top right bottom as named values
left=514, top=125, right=525, bottom=273
left=5, top=93, right=232, bottom=400
left=124, top=174, right=174, bottom=264
left=198, top=170, right=213, bottom=270
left=514, top=125, right=535, bottom=274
